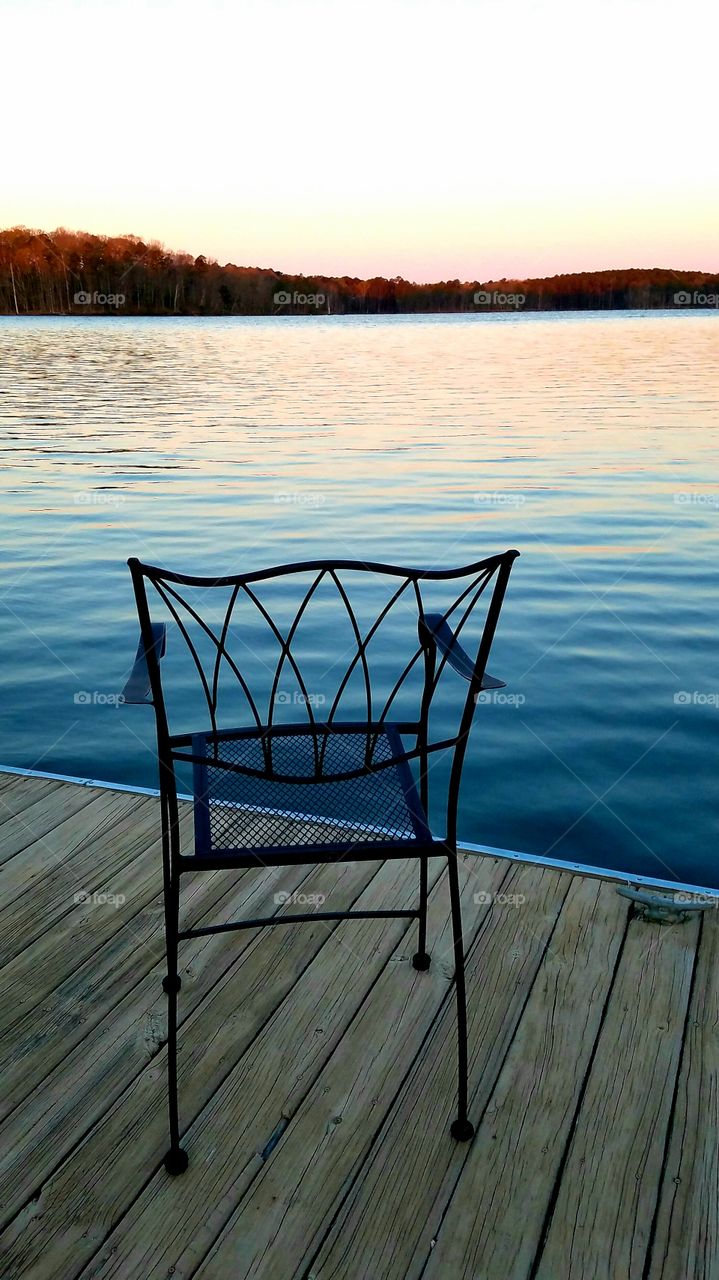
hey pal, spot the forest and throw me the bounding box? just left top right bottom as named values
left=1, top=226, right=717, bottom=315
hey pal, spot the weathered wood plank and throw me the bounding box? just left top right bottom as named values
left=0, top=814, right=207, bottom=1120
left=535, top=910, right=700, bottom=1280
left=648, top=912, right=719, bottom=1280
left=0, top=771, right=39, bottom=789
left=0, top=814, right=180, bottom=1039
left=0, top=856, right=401, bottom=1278
left=0, top=774, right=64, bottom=813
left=0, top=773, right=713, bottom=1280
left=311, top=861, right=571, bottom=1280
left=0, top=782, right=101, bottom=868
left=192, top=858, right=532, bottom=1280
left=60, top=856, right=449, bottom=1280
left=0, top=791, right=160, bottom=960
left=0, top=787, right=156, bottom=907
left=0, top=852, right=350, bottom=1224
left=419, top=877, right=629, bottom=1280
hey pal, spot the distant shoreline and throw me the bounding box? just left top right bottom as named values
left=2, top=226, right=718, bottom=317
left=3, top=303, right=719, bottom=318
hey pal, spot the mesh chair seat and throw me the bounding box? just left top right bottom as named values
left=191, top=724, right=433, bottom=859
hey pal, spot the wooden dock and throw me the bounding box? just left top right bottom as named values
left=0, top=769, right=716, bottom=1279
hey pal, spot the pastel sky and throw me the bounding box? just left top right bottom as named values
left=3, top=0, right=718, bottom=281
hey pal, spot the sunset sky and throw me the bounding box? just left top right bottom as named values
left=4, top=0, right=718, bottom=281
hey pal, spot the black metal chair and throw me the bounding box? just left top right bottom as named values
left=123, top=551, right=519, bottom=1174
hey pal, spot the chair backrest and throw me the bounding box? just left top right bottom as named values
left=128, top=551, right=518, bottom=842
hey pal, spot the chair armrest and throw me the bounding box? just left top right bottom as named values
left=121, top=624, right=167, bottom=704
left=421, top=613, right=506, bottom=690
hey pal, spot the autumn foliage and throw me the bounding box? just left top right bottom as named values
left=1, top=226, right=717, bottom=315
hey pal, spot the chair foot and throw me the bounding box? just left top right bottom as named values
left=163, top=1146, right=189, bottom=1175
left=162, top=974, right=181, bottom=994
left=450, top=1118, right=475, bottom=1142
left=412, top=951, right=431, bottom=971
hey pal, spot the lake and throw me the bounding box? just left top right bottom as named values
left=1, top=312, right=717, bottom=887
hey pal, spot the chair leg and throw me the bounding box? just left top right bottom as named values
left=446, top=848, right=475, bottom=1142
left=412, top=854, right=431, bottom=970
left=163, top=876, right=188, bottom=1175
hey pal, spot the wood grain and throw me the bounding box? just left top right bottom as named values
left=0, top=777, right=715, bottom=1280
left=0, top=857, right=396, bottom=1277
left=0, top=774, right=64, bottom=812
left=536, top=911, right=700, bottom=1280
left=311, top=861, right=571, bottom=1280
left=648, top=911, right=719, bottom=1280
left=72, top=857, right=447, bottom=1280
left=0, top=810, right=186, bottom=1040
left=0, top=781, right=101, bottom=868
left=421, top=877, right=629, bottom=1280
left=0, top=791, right=160, bottom=961
left=0, top=855, right=364, bottom=1227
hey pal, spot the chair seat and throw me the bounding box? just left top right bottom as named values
left=190, top=724, right=433, bottom=859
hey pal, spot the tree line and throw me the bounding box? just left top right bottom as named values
left=1, top=226, right=717, bottom=315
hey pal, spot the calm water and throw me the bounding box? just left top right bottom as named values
left=1, top=313, right=717, bottom=886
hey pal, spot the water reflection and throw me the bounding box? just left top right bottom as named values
left=0, top=312, right=717, bottom=885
